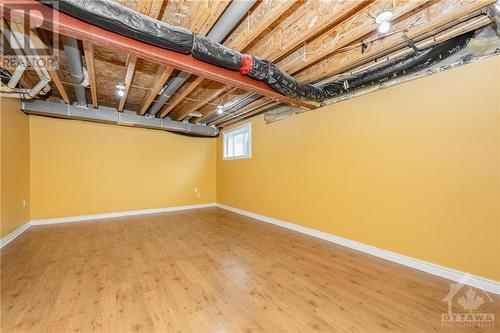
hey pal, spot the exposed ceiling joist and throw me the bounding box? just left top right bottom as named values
left=296, top=0, right=496, bottom=83
left=279, top=0, right=433, bottom=75
left=167, top=0, right=299, bottom=116
left=253, top=0, right=370, bottom=62
left=218, top=0, right=495, bottom=126
left=226, top=1, right=298, bottom=52
left=210, top=98, right=273, bottom=125
left=158, top=76, right=204, bottom=118
left=149, top=0, right=167, bottom=20
left=82, top=40, right=98, bottom=108
left=28, top=27, right=71, bottom=104
left=203, top=0, right=433, bottom=124
left=1, top=0, right=316, bottom=109
left=117, top=54, right=136, bottom=112
left=134, top=0, right=236, bottom=117
left=172, top=86, right=233, bottom=121
left=193, top=0, right=370, bottom=121
left=218, top=101, right=281, bottom=128
left=116, top=0, right=162, bottom=112
left=137, top=65, right=175, bottom=116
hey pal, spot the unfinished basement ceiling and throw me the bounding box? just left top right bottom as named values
left=3, top=0, right=499, bottom=131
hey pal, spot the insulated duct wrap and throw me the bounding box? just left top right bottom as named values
left=191, top=35, right=243, bottom=70
left=246, top=31, right=474, bottom=100
left=247, top=56, right=342, bottom=100
left=43, top=0, right=194, bottom=54
left=50, top=0, right=480, bottom=103
left=324, top=30, right=475, bottom=97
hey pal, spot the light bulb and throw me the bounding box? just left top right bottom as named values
left=378, top=20, right=391, bottom=34
left=217, top=105, right=224, bottom=114
left=116, top=82, right=125, bottom=97
left=375, top=10, right=393, bottom=24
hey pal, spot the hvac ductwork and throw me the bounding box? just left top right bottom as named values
left=21, top=100, right=219, bottom=137
left=147, top=0, right=256, bottom=116
left=61, top=35, right=87, bottom=105
left=148, top=71, right=190, bottom=116
left=2, top=21, right=52, bottom=98
left=46, top=0, right=490, bottom=104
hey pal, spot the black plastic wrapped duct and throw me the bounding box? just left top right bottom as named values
left=247, top=31, right=474, bottom=101
left=323, top=30, right=475, bottom=97
left=191, top=35, right=242, bottom=70
left=247, top=56, right=341, bottom=100
left=47, top=0, right=477, bottom=103
left=44, top=0, right=194, bottom=54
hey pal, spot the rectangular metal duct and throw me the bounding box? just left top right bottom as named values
left=21, top=100, right=219, bottom=137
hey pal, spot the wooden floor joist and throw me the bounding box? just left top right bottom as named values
left=205, top=0, right=433, bottom=126
left=295, top=0, right=496, bottom=83
left=171, top=86, right=233, bottom=121
left=116, top=0, right=163, bottom=112
left=82, top=40, right=98, bottom=108
left=168, top=0, right=300, bottom=121
left=220, top=0, right=495, bottom=127
left=9, top=23, right=71, bottom=104
left=117, top=55, right=137, bottom=112
left=0, top=0, right=315, bottom=110
left=157, top=76, right=204, bottom=118
left=209, top=98, right=274, bottom=125
left=137, top=65, right=175, bottom=116
left=191, top=0, right=368, bottom=121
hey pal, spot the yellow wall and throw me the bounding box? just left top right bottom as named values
left=217, top=56, right=500, bottom=281
left=1, top=98, right=30, bottom=237
left=30, top=116, right=216, bottom=219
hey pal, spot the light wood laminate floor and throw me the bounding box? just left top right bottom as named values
left=1, top=208, right=499, bottom=332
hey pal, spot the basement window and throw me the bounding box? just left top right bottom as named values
left=223, top=123, right=252, bottom=160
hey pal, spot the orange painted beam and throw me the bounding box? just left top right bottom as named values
left=0, top=0, right=317, bottom=109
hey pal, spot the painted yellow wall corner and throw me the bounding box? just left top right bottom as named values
left=217, top=56, right=500, bottom=281
left=1, top=98, right=30, bottom=238
left=29, top=116, right=216, bottom=219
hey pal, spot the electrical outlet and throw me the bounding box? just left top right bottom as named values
left=196, top=192, right=201, bottom=198
left=194, top=187, right=198, bottom=193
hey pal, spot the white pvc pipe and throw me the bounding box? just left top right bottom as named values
left=0, top=92, right=31, bottom=99
left=7, top=64, right=27, bottom=88
left=3, top=22, right=52, bottom=97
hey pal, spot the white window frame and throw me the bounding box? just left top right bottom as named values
left=222, top=122, right=252, bottom=160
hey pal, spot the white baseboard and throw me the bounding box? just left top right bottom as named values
left=1, top=203, right=216, bottom=248
left=216, top=203, right=500, bottom=295
left=0, top=222, right=31, bottom=249
left=3, top=202, right=498, bottom=295
left=30, top=203, right=216, bottom=226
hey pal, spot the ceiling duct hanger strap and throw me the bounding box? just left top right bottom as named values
left=402, top=34, right=420, bottom=52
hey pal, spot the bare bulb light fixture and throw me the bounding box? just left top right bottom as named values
left=375, top=10, right=393, bottom=34
left=217, top=105, right=225, bottom=114
left=116, top=82, right=125, bottom=97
